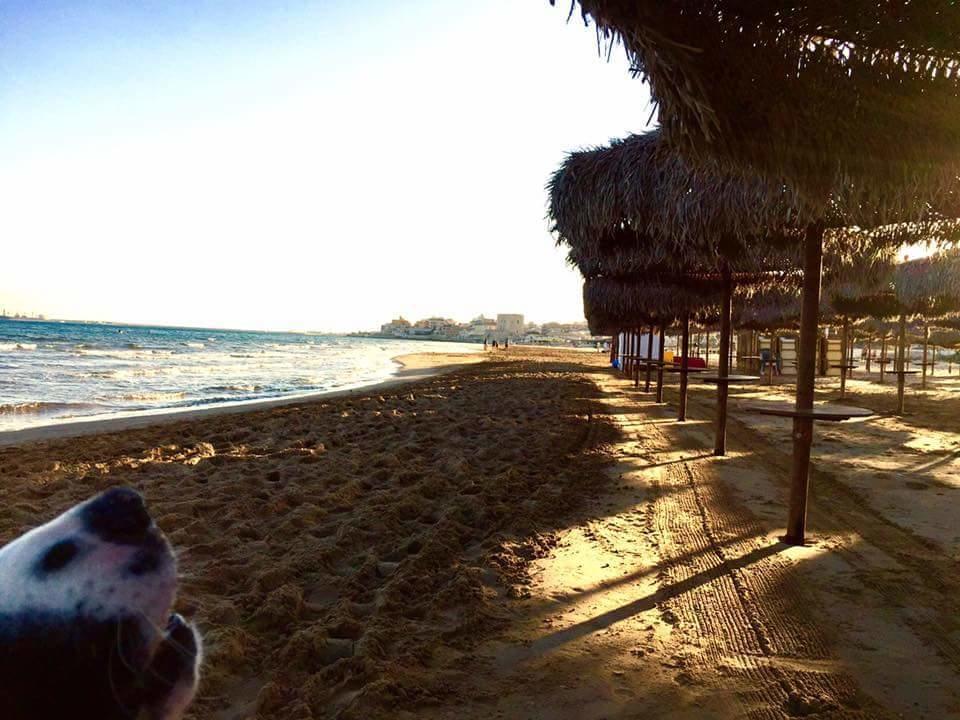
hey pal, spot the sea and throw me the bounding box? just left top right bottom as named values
left=0, top=319, right=480, bottom=433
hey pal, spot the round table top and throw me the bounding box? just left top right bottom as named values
left=663, top=366, right=707, bottom=373
left=697, top=374, right=762, bottom=384
left=892, top=370, right=921, bottom=375
left=740, top=401, right=874, bottom=422
left=830, top=364, right=859, bottom=370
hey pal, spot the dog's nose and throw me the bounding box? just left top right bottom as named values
left=82, top=487, right=153, bottom=544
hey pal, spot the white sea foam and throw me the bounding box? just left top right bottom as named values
left=0, top=322, right=481, bottom=432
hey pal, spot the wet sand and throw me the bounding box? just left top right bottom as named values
left=0, top=351, right=483, bottom=448
left=3, top=350, right=960, bottom=718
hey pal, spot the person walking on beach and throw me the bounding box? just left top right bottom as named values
left=504, top=338, right=509, bottom=350
left=483, top=337, right=488, bottom=351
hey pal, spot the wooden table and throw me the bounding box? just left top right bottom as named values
left=830, top=364, right=859, bottom=370
left=663, top=366, right=706, bottom=374
left=636, top=360, right=668, bottom=368
left=697, top=374, right=762, bottom=384
left=740, top=402, right=874, bottom=422
left=892, top=370, right=921, bottom=375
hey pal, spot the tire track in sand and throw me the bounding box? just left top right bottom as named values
left=611, top=372, right=890, bottom=719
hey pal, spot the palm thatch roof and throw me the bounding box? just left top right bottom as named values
left=582, top=275, right=722, bottom=334
left=550, top=132, right=808, bottom=266
left=929, top=329, right=960, bottom=348
left=857, top=317, right=900, bottom=339
left=549, top=131, right=946, bottom=282
left=932, top=313, right=960, bottom=331
left=552, top=1, right=960, bottom=209
left=828, top=290, right=904, bottom=321
left=830, top=251, right=960, bottom=320
left=732, top=288, right=803, bottom=332
left=895, top=252, right=960, bottom=314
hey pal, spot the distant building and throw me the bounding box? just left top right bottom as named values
left=460, top=314, right=497, bottom=339
left=368, top=312, right=598, bottom=346
left=380, top=317, right=411, bottom=335
left=497, top=314, right=524, bottom=338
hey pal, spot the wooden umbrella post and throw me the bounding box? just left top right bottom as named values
left=897, top=313, right=907, bottom=415
left=865, top=340, right=871, bottom=374
left=656, top=320, right=666, bottom=403
left=705, top=331, right=711, bottom=368
left=625, top=330, right=630, bottom=378
left=880, top=336, right=887, bottom=383
left=840, top=318, right=849, bottom=398
left=714, top=266, right=733, bottom=456
left=785, top=224, right=824, bottom=546
left=610, top=330, right=618, bottom=366
left=644, top=324, right=655, bottom=392
left=922, top=324, right=930, bottom=390
left=634, top=327, right=642, bottom=388
left=766, top=332, right=776, bottom=385
left=678, top=312, right=691, bottom=422
left=849, top=331, right=856, bottom=377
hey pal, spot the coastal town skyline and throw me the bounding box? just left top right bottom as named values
left=0, top=307, right=594, bottom=340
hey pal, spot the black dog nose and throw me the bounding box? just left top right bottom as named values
left=82, top=487, right=153, bottom=544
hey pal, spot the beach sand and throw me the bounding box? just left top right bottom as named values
left=3, top=349, right=960, bottom=718
left=0, top=348, right=617, bottom=719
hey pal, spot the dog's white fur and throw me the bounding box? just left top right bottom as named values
left=0, top=488, right=201, bottom=719
left=0, top=508, right=174, bottom=623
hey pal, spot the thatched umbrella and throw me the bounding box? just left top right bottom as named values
left=583, top=274, right=724, bottom=420
left=582, top=272, right=687, bottom=395
left=894, top=252, right=960, bottom=392
left=731, top=287, right=808, bottom=385
left=551, top=2, right=960, bottom=545
left=831, top=252, right=960, bottom=409
left=551, top=130, right=813, bottom=458
left=552, top=1, right=960, bottom=206
left=929, top=327, right=960, bottom=375
left=827, top=284, right=902, bottom=397
left=856, top=317, right=903, bottom=382
left=550, top=129, right=909, bottom=462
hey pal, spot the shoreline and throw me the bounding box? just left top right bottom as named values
left=0, top=351, right=482, bottom=448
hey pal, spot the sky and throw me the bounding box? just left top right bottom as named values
left=0, top=1, right=654, bottom=332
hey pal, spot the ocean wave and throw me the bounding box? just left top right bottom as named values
left=0, top=342, right=37, bottom=351
left=183, top=342, right=205, bottom=349
left=204, top=384, right=263, bottom=393
left=0, top=401, right=103, bottom=416
left=117, top=391, right=188, bottom=402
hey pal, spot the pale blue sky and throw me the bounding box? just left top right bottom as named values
left=0, top=1, right=653, bottom=331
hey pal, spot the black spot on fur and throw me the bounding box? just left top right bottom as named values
left=37, top=540, right=79, bottom=574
